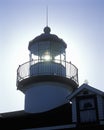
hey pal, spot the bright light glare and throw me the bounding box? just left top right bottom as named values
left=44, top=54, right=51, bottom=61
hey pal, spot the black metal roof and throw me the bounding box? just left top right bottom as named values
left=0, top=103, right=72, bottom=129
left=28, top=26, right=67, bottom=49
left=0, top=103, right=104, bottom=129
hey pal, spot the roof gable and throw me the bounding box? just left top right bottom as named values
left=0, top=103, right=72, bottom=129
left=67, top=83, right=104, bottom=100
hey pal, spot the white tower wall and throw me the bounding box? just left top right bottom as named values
left=25, top=82, right=73, bottom=113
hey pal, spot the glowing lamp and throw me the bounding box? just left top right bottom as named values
left=43, top=52, right=52, bottom=61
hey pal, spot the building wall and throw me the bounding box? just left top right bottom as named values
left=22, top=124, right=76, bottom=130
left=25, top=82, right=73, bottom=113
left=71, top=98, right=77, bottom=123
left=97, top=95, right=104, bottom=124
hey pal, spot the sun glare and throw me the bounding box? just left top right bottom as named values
left=44, top=54, right=51, bottom=61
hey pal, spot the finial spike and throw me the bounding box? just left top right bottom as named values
left=46, top=6, right=48, bottom=26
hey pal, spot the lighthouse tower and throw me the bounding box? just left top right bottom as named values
left=16, top=26, right=79, bottom=113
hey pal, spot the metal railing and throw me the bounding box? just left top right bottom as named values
left=17, top=59, right=78, bottom=85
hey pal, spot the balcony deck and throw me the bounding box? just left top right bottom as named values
left=17, top=59, right=78, bottom=88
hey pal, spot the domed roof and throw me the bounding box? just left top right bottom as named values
left=29, top=26, right=67, bottom=48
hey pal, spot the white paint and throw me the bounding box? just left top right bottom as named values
left=97, top=95, right=104, bottom=120
left=71, top=98, right=77, bottom=123
left=25, top=82, right=73, bottom=113
left=30, top=61, right=66, bottom=77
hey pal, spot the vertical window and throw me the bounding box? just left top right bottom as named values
left=78, top=97, right=97, bottom=123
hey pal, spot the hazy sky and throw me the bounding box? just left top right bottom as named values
left=0, top=0, right=104, bottom=113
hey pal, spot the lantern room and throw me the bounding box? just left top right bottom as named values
left=29, top=26, right=67, bottom=61
left=28, top=26, right=67, bottom=77
left=17, top=26, right=78, bottom=92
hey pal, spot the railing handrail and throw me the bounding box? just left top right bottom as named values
left=17, top=59, right=78, bottom=85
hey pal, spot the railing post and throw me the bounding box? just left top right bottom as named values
left=17, top=59, right=78, bottom=86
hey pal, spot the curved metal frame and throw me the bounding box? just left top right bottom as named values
left=17, top=59, right=78, bottom=85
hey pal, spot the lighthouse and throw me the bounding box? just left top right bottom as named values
left=16, top=26, right=79, bottom=113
